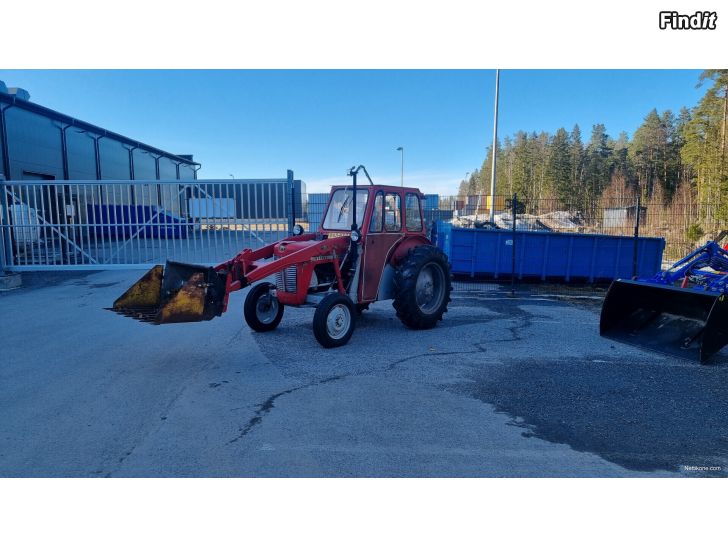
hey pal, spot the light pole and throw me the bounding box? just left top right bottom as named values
left=489, top=69, right=500, bottom=224
left=396, top=146, right=404, bottom=186
left=229, top=174, right=235, bottom=179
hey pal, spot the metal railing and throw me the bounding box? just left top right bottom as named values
left=3, top=181, right=716, bottom=277
left=0, top=178, right=294, bottom=270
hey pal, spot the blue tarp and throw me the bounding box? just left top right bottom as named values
left=87, top=204, right=188, bottom=239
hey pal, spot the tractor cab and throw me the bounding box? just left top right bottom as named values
left=319, top=184, right=431, bottom=304
left=319, top=184, right=427, bottom=239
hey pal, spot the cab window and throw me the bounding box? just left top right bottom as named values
left=405, top=193, right=423, bottom=231
left=369, top=192, right=383, bottom=232
left=322, top=188, right=369, bottom=230
left=384, top=193, right=401, bottom=232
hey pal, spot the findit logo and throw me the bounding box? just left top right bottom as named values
left=659, top=11, right=718, bottom=30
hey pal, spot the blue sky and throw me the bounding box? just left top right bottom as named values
left=0, top=70, right=706, bottom=194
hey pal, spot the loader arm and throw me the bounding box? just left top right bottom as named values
left=110, top=233, right=349, bottom=324
left=214, top=234, right=349, bottom=313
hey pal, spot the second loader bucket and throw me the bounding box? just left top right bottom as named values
left=109, top=261, right=227, bottom=324
left=600, top=279, right=728, bottom=363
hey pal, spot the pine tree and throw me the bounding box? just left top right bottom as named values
left=583, top=124, right=612, bottom=214
left=478, top=139, right=509, bottom=199
left=682, top=71, right=728, bottom=222
left=627, top=109, right=680, bottom=198
left=532, top=131, right=551, bottom=202
left=674, top=107, right=693, bottom=189
left=629, top=109, right=663, bottom=197
left=569, top=125, right=585, bottom=209
left=699, top=70, right=728, bottom=183
left=545, top=128, right=572, bottom=207
left=466, top=169, right=480, bottom=197
left=610, top=131, right=632, bottom=182
left=510, top=131, right=532, bottom=204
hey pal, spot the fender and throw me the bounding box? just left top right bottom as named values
left=389, top=235, right=432, bottom=266
left=370, top=235, right=433, bottom=302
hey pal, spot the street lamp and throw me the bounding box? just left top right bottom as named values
left=489, top=69, right=500, bottom=223
left=229, top=174, right=235, bottom=179
left=396, top=147, right=404, bottom=186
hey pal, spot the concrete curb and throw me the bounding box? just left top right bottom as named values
left=0, top=273, right=22, bottom=291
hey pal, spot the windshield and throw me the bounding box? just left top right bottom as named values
left=322, top=189, right=369, bottom=230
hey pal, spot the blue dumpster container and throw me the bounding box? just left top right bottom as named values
left=435, top=221, right=665, bottom=282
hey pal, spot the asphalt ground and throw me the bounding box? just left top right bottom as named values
left=1, top=271, right=727, bottom=477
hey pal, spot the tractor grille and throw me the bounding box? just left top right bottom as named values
left=275, top=265, right=297, bottom=293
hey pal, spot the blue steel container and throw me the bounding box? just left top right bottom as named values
left=435, top=221, right=665, bottom=282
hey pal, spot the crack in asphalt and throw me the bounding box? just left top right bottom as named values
left=227, top=374, right=348, bottom=444
left=386, top=343, right=488, bottom=371
left=226, top=301, right=553, bottom=452
left=229, top=301, right=541, bottom=447
left=450, top=297, right=547, bottom=344
left=226, top=322, right=504, bottom=446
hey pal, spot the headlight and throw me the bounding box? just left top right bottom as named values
left=350, top=229, right=361, bottom=242
left=292, top=224, right=304, bottom=236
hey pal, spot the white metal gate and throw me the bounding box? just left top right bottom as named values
left=0, top=176, right=296, bottom=270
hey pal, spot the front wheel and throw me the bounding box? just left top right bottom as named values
left=393, top=245, right=452, bottom=329
left=244, top=282, right=284, bottom=332
left=313, top=293, right=356, bottom=348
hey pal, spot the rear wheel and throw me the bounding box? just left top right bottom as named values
left=313, top=293, right=356, bottom=348
left=244, top=282, right=284, bottom=332
left=393, top=245, right=452, bottom=329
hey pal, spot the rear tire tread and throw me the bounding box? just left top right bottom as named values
left=392, top=245, right=452, bottom=329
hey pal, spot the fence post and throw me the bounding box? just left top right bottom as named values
left=511, top=193, right=517, bottom=297
left=632, top=193, right=641, bottom=278
left=0, top=175, right=8, bottom=276
left=287, top=169, right=295, bottom=236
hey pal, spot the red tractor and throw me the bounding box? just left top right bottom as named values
left=110, top=165, right=452, bottom=347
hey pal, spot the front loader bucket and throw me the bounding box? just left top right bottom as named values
left=109, top=261, right=227, bottom=324
left=600, top=279, right=728, bottom=363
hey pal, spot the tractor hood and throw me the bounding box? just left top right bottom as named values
left=273, top=236, right=350, bottom=260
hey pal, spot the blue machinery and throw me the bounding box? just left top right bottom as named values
left=600, top=241, right=728, bottom=363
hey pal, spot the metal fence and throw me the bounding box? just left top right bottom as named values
left=299, top=191, right=715, bottom=270
left=1, top=177, right=295, bottom=270
left=441, top=194, right=705, bottom=264
left=1, top=181, right=716, bottom=278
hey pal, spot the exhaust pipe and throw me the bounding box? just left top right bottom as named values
left=600, top=279, right=728, bottom=363
left=109, top=261, right=227, bottom=324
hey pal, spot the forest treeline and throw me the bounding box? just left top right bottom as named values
left=459, top=70, right=728, bottom=236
